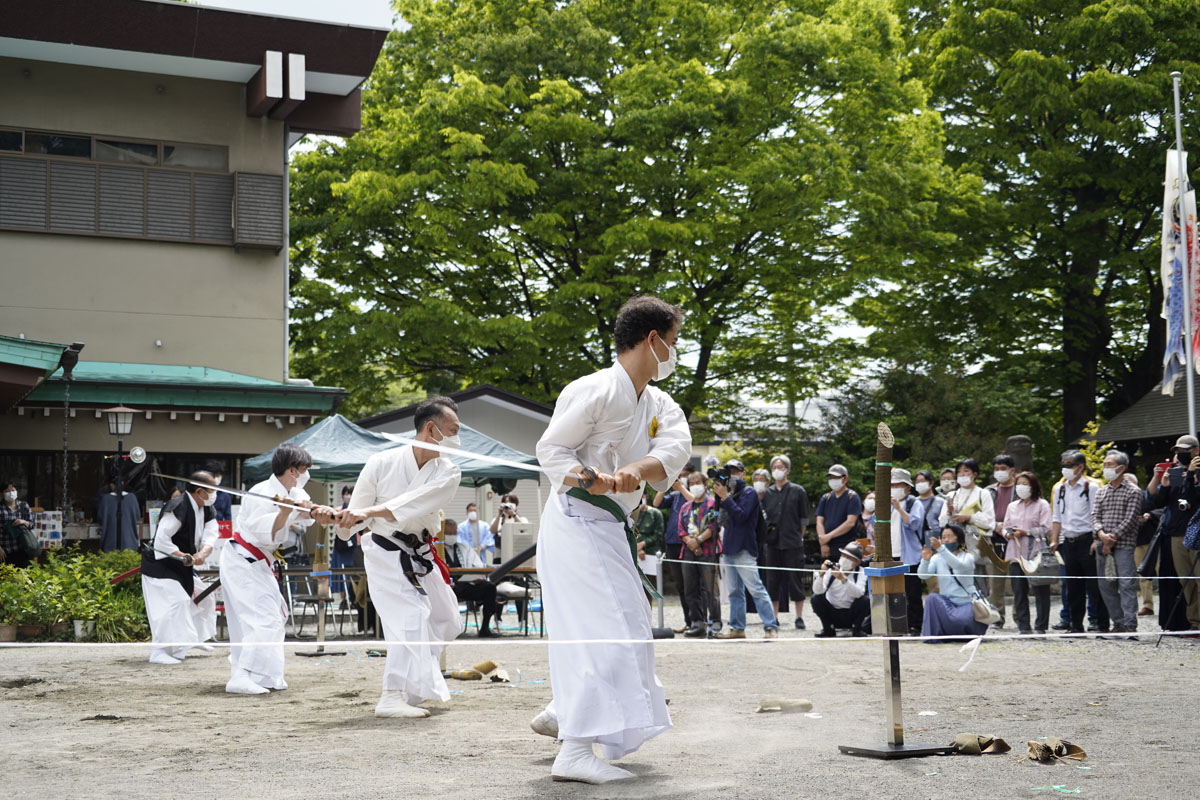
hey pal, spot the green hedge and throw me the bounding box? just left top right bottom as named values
left=0, top=547, right=149, bottom=641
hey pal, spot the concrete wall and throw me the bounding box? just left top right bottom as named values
left=0, top=56, right=287, bottom=381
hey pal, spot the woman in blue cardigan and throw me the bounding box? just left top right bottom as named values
left=917, top=522, right=989, bottom=642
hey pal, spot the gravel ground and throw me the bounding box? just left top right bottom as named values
left=2, top=597, right=1197, bottom=800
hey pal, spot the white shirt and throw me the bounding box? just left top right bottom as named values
left=537, top=362, right=692, bottom=516
left=1051, top=475, right=1098, bottom=535
left=350, top=445, right=461, bottom=538
left=937, top=484, right=996, bottom=535
left=813, top=566, right=868, bottom=609
left=443, top=540, right=484, bottom=569
left=235, top=474, right=313, bottom=552
left=152, top=493, right=218, bottom=559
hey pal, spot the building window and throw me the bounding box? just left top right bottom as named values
left=0, top=130, right=21, bottom=152
left=95, top=139, right=158, bottom=166
left=162, top=143, right=227, bottom=172
left=25, top=132, right=91, bottom=159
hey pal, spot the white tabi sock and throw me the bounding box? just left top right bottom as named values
left=530, top=706, right=559, bottom=739
left=225, top=668, right=269, bottom=695
left=148, top=651, right=182, bottom=666
left=551, top=739, right=635, bottom=784
left=375, top=690, right=430, bottom=718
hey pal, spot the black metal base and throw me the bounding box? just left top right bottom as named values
left=651, top=627, right=675, bottom=639
left=838, top=742, right=954, bottom=760
left=296, top=649, right=347, bottom=657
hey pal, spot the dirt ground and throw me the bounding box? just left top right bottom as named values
left=2, top=600, right=1198, bottom=800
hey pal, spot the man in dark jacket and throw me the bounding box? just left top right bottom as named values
left=761, top=455, right=810, bottom=629
left=714, top=466, right=779, bottom=640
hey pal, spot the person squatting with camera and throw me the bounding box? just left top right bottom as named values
left=810, top=541, right=870, bottom=637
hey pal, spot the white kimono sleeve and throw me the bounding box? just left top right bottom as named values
left=536, top=382, right=601, bottom=492
left=645, top=393, right=691, bottom=493
left=152, top=513, right=183, bottom=558
left=200, top=516, right=220, bottom=550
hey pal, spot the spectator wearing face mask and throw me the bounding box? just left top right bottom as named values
left=937, top=458, right=996, bottom=569
left=0, top=480, right=34, bottom=568
left=1091, top=451, right=1144, bottom=635
left=1000, top=471, right=1053, bottom=634
left=1050, top=449, right=1108, bottom=634
left=635, top=489, right=665, bottom=558
left=760, top=455, right=811, bottom=630
left=937, top=469, right=957, bottom=499
left=1146, top=434, right=1200, bottom=632
left=677, top=472, right=721, bottom=637
left=896, top=469, right=945, bottom=635
left=816, top=464, right=863, bottom=560
left=918, top=523, right=990, bottom=642
left=460, top=502, right=495, bottom=564
left=862, top=490, right=877, bottom=545
left=984, top=454, right=1018, bottom=627
left=811, top=541, right=870, bottom=637
left=331, top=485, right=357, bottom=606
left=441, top=519, right=500, bottom=637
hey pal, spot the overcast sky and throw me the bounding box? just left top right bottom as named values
left=198, top=0, right=396, bottom=29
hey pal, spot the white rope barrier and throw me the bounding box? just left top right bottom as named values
left=656, top=556, right=1200, bottom=580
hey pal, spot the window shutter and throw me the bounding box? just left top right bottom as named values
left=49, top=162, right=98, bottom=233
left=193, top=173, right=234, bottom=243
left=0, top=156, right=48, bottom=229
left=234, top=172, right=283, bottom=249
left=146, top=170, right=192, bottom=239
left=98, top=165, right=145, bottom=237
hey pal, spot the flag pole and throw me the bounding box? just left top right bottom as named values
left=1172, top=71, right=1197, bottom=439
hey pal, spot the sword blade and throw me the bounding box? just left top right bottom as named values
left=151, top=473, right=310, bottom=513
left=380, top=435, right=544, bottom=474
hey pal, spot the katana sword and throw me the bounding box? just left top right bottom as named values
left=381, top=435, right=545, bottom=473
left=151, top=473, right=314, bottom=513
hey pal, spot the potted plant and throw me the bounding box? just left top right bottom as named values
left=0, top=568, right=19, bottom=642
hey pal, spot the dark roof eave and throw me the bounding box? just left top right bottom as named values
left=358, top=383, right=553, bottom=427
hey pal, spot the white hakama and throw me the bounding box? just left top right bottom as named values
left=142, top=493, right=219, bottom=663
left=349, top=445, right=463, bottom=707
left=363, top=538, right=462, bottom=704
left=221, top=474, right=311, bottom=691
left=220, top=551, right=289, bottom=686
left=536, top=362, right=691, bottom=760
left=539, top=492, right=669, bottom=758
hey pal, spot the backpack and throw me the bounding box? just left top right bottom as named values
left=822, top=490, right=867, bottom=540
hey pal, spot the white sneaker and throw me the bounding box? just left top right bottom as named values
left=551, top=742, right=634, bottom=784
left=148, top=652, right=183, bottom=665
left=225, top=669, right=269, bottom=695
left=375, top=690, right=430, bottom=718
left=530, top=708, right=559, bottom=739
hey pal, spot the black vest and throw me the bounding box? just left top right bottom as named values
left=141, top=494, right=213, bottom=594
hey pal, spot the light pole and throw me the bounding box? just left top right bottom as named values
left=103, top=406, right=136, bottom=550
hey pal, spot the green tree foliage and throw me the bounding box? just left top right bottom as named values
left=860, top=0, right=1200, bottom=442
left=289, top=0, right=973, bottom=418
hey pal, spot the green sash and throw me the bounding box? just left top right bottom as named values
left=566, top=487, right=661, bottom=599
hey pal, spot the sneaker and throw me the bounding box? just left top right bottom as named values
left=794, top=618, right=806, bottom=630
left=763, top=628, right=778, bottom=639
left=683, top=624, right=707, bottom=638
left=716, top=629, right=746, bottom=639
left=814, top=629, right=837, bottom=638
left=1138, top=607, right=1154, bottom=616
left=1052, top=622, right=1071, bottom=631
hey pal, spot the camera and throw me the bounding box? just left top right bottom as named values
left=707, top=466, right=731, bottom=484
left=501, top=502, right=516, bottom=512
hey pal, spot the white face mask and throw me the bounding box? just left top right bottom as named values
left=863, top=498, right=876, bottom=513
left=1061, top=466, right=1077, bottom=480
left=940, top=479, right=955, bottom=494
left=1102, top=467, right=1121, bottom=482
left=433, top=423, right=461, bottom=452
left=4, top=490, right=17, bottom=502
left=650, top=335, right=677, bottom=381
left=444, top=534, right=458, bottom=545
left=956, top=475, right=973, bottom=488
left=294, top=469, right=310, bottom=490
left=203, top=490, right=217, bottom=507
left=891, top=487, right=908, bottom=502
left=772, top=469, right=786, bottom=482
left=467, top=511, right=478, bottom=522
left=993, top=470, right=1011, bottom=484
left=753, top=481, right=767, bottom=493
left=839, top=557, right=855, bottom=571
left=828, top=478, right=844, bottom=492
left=690, top=484, right=706, bottom=497
left=1015, top=484, right=1032, bottom=500
left=915, top=482, right=931, bottom=495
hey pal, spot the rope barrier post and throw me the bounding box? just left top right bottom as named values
left=840, top=423, right=952, bottom=760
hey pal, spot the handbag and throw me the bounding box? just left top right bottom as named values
left=1017, top=530, right=1061, bottom=587
left=1185, top=506, right=1200, bottom=551
left=947, top=564, right=1001, bottom=625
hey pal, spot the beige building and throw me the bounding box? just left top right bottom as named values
left=0, top=0, right=386, bottom=517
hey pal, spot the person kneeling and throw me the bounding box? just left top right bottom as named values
left=811, top=542, right=870, bottom=637
left=918, top=523, right=989, bottom=642
left=442, top=519, right=500, bottom=637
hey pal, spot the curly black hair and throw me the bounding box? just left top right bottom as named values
left=613, top=295, right=684, bottom=354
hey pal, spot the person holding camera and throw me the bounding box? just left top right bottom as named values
left=918, top=523, right=989, bottom=642
left=760, top=455, right=810, bottom=630
left=713, top=462, right=780, bottom=639
left=489, top=493, right=529, bottom=531
left=811, top=541, right=870, bottom=637
left=1146, top=434, right=1200, bottom=632
left=653, top=465, right=696, bottom=632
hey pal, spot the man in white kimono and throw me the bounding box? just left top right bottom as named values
left=141, top=471, right=220, bottom=665
left=531, top=295, right=692, bottom=784
left=336, top=397, right=464, bottom=719
left=221, top=444, right=335, bottom=695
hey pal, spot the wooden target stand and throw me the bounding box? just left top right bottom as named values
left=297, top=501, right=347, bottom=658
left=838, top=424, right=953, bottom=760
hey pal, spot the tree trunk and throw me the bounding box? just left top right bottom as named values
left=1061, top=268, right=1110, bottom=442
